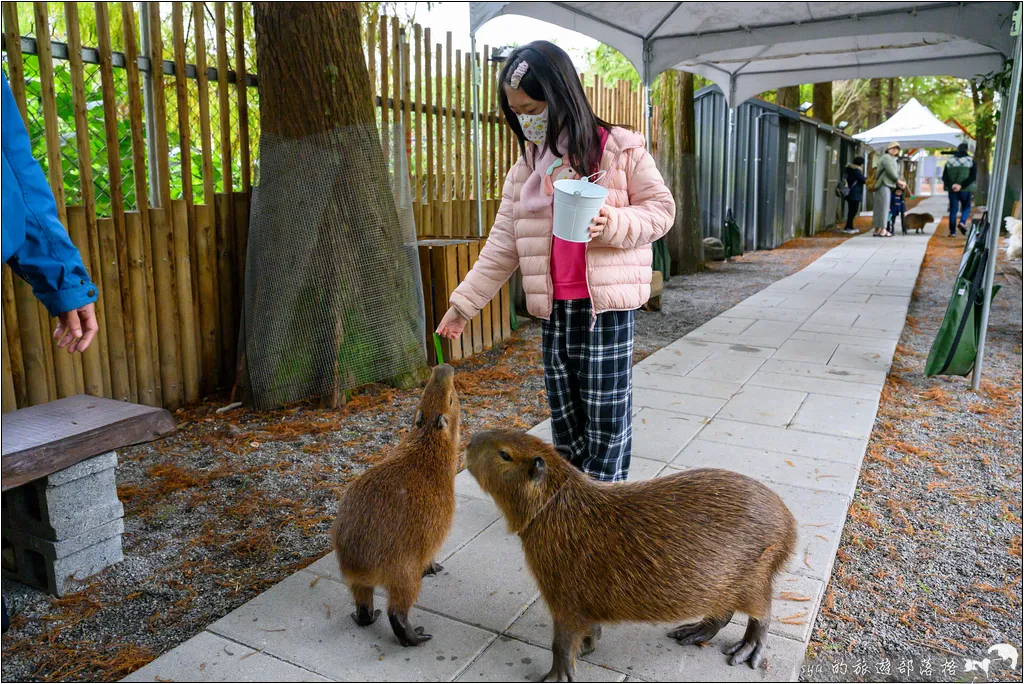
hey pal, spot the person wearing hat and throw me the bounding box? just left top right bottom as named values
left=942, top=141, right=977, bottom=236
left=872, top=141, right=902, bottom=237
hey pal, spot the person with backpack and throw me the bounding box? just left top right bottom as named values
left=841, top=156, right=866, bottom=234
left=942, top=142, right=977, bottom=236
left=871, top=142, right=901, bottom=237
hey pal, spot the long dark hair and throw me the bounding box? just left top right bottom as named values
left=497, top=41, right=613, bottom=175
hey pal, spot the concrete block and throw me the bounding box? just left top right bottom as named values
left=746, top=370, right=881, bottom=401
left=789, top=394, right=879, bottom=439
left=632, top=385, right=728, bottom=419
left=627, top=457, right=667, bottom=482
left=122, top=631, right=331, bottom=682
left=208, top=570, right=494, bottom=682
left=772, top=338, right=839, bottom=365
left=724, top=306, right=813, bottom=324
left=455, top=469, right=488, bottom=501
left=689, top=316, right=755, bottom=339
left=455, top=634, right=624, bottom=682
left=3, top=519, right=124, bottom=596
left=632, top=409, right=705, bottom=463
left=686, top=349, right=769, bottom=385
left=669, top=440, right=860, bottom=498
left=718, top=386, right=807, bottom=427
left=757, top=358, right=886, bottom=388
left=47, top=451, right=118, bottom=486
left=697, top=419, right=867, bottom=467
left=635, top=340, right=720, bottom=377
left=762, top=482, right=851, bottom=584
left=828, top=344, right=894, bottom=372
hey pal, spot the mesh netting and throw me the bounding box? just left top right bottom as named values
left=236, top=124, right=426, bottom=409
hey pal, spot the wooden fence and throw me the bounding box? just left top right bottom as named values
left=1, top=5, right=648, bottom=414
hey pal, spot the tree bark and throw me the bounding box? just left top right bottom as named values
left=868, top=79, right=883, bottom=128
left=812, top=82, right=833, bottom=124
left=886, top=77, right=900, bottom=118
left=251, top=2, right=428, bottom=408
left=776, top=86, right=801, bottom=112
left=971, top=81, right=994, bottom=204
left=1005, top=91, right=1023, bottom=221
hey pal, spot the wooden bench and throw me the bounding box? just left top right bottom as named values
left=1, top=395, right=175, bottom=595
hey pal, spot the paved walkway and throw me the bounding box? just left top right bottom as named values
left=125, top=198, right=941, bottom=683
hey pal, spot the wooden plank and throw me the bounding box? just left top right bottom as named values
left=12, top=275, right=50, bottom=406
left=444, top=32, right=453, bottom=237
left=365, top=9, right=376, bottom=89
left=1, top=270, right=27, bottom=408
left=66, top=207, right=105, bottom=398
left=146, top=2, right=172, bottom=208
left=414, top=23, right=423, bottom=234
left=500, top=281, right=512, bottom=340
left=97, top=218, right=131, bottom=402
left=194, top=2, right=216, bottom=205
left=215, top=194, right=237, bottom=385
left=95, top=1, right=136, bottom=403
left=431, top=246, right=455, bottom=361
left=233, top=1, right=251, bottom=191
left=1, top=395, right=176, bottom=492
left=215, top=2, right=232, bottom=193
left=2, top=4, right=29, bottom=128
left=34, top=1, right=79, bottom=400
left=489, top=248, right=502, bottom=343
left=2, top=317, right=17, bottom=413
left=482, top=45, right=490, bottom=211
left=455, top=243, right=472, bottom=357
left=195, top=204, right=219, bottom=392
left=125, top=211, right=158, bottom=406
left=392, top=16, right=401, bottom=157
left=150, top=207, right=183, bottom=410
left=378, top=15, right=388, bottom=155
left=234, top=192, right=250, bottom=305
left=402, top=25, right=412, bottom=182
left=423, top=27, right=433, bottom=237
left=470, top=240, right=491, bottom=351
left=172, top=200, right=200, bottom=404
left=122, top=0, right=162, bottom=406
left=418, top=245, right=435, bottom=365
left=434, top=41, right=443, bottom=235
left=454, top=48, right=463, bottom=236
left=464, top=52, right=473, bottom=235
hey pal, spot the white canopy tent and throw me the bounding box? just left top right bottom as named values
left=466, top=1, right=1021, bottom=388
left=854, top=97, right=971, bottom=150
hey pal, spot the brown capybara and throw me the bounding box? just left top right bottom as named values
left=331, top=364, right=460, bottom=646
left=466, top=430, right=797, bottom=682
left=902, top=212, right=934, bottom=234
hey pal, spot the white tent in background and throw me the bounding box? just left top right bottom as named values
left=466, top=1, right=1021, bottom=388
left=855, top=98, right=970, bottom=150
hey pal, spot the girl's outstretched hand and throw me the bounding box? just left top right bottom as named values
left=436, top=307, right=468, bottom=339
left=589, top=206, right=611, bottom=240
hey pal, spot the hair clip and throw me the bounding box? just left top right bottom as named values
left=509, top=61, right=529, bottom=89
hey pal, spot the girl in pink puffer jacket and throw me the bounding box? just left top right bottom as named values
left=436, top=41, right=675, bottom=482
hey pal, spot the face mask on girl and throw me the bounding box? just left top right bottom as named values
left=517, top=109, right=548, bottom=145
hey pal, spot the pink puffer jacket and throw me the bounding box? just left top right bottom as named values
left=450, top=127, right=675, bottom=322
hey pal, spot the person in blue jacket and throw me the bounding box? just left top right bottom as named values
left=3, top=69, right=99, bottom=634
left=3, top=70, right=98, bottom=354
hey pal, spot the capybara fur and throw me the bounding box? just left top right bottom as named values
left=466, top=430, right=797, bottom=681
left=331, top=364, right=460, bottom=646
left=903, top=212, right=934, bottom=234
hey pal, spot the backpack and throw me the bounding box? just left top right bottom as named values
left=835, top=177, right=850, bottom=199
left=865, top=166, right=879, bottom=193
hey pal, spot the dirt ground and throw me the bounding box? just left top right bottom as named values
left=804, top=233, right=1023, bottom=682
left=2, top=224, right=1018, bottom=682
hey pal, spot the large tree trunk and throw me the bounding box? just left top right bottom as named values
left=886, top=77, right=900, bottom=118
left=812, top=83, right=833, bottom=124
left=868, top=79, right=883, bottom=128
left=971, top=81, right=994, bottom=204
left=657, top=72, right=704, bottom=275
left=777, top=86, right=801, bottom=111
left=250, top=2, right=427, bottom=408
left=1005, top=91, right=1023, bottom=222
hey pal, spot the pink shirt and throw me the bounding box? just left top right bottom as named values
left=552, top=127, right=609, bottom=301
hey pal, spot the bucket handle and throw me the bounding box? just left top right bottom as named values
left=585, top=170, right=607, bottom=185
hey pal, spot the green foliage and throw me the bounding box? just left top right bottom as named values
left=583, top=44, right=639, bottom=87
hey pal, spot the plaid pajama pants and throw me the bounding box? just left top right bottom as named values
left=541, top=299, right=635, bottom=482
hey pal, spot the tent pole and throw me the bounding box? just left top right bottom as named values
left=642, top=40, right=652, bottom=151
left=471, top=33, right=484, bottom=237
left=972, top=29, right=1022, bottom=390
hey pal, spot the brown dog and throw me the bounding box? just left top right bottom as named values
left=902, top=212, right=934, bottom=234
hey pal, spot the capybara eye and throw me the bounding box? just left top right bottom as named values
left=499, top=450, right=512, bottom=462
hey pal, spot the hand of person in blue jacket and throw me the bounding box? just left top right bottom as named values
left=54, top=303, right=98, bottom=353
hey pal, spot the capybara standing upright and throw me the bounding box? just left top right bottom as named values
left=331, top=364, right=461, bottom=646
left=466, top=430, right=797, bottom=682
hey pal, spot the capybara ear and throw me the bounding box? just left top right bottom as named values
left=529, top=455, right=547, bottom=483
left=436, top=414, right=449, bottom=430
left=414, top=410, right=424, bottom=427
left=554, top=445, right=573, bottom=461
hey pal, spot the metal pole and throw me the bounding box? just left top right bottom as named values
left=725, top=105, right=736, bottom=224
left=139, top=2, right=160, bottom=205
left=973, top=27, right=1022, bottom=390
left=471, top=34, right=484, bottom=237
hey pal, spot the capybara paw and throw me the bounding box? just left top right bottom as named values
left=351, top=608, right=381, bottom=626
left=423, top=561, right=444, bottom=577
left=399, top=626, right=433, bottom=647
left=540, top=667, right=573, bottom=682
left=723, top=636, right=767, bottom=669
left=668, top=615, right=730, bottom=646
left=580, top=625, right=602, bottom=657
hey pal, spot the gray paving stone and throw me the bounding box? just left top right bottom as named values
left=746, top=371, right=881, bottom=401
left=789, top=394, right=879, bottom=439
left=669, top=440, right=860, bottom=498
left=788, top=329, right=897, bottom=355
left=455, top=468, right=488, bottom=501
left=632, top=385, right=728, bottom=418
left=637, top=339, right=724, bottom=377
left=690, top=316, right=756, bottom=338
left=306, top=495, right=501, bottom=582
left=718, top=386, right=807, bottom=427
left=628, top=457, right=668, bottom=482
left=805, top=309, right=861, bottom=328
left=772, top=338, right=839, bottom=365
left=828, top=344, right=894, bottom=372
left=121, top=631, right=331, bottom=682
left=686, top=349, right=770, bottom=385
left=528, top=420, right=553, bottom=443
left=455, top=634, right=625, bottom=682
left=724, top=305, right=813, bottom=323
left=734, top=320, right=804, bottom=347
left=757, top=358, right=886, bottom=387
left=415, top=519, right=537, bottom=632
left=698, top=419, right=867, bottom=467
left=632, top=369, right=740, bottom=400
left=800, top=321, right=902, bottom=341
left=632, top=409, right=706, bottom=462
left=508, top=600, right=804, bottom=682
left=208, top=570, right=494, bottom=682
left=762, top=482, right=851, bottom=583
left=762, top=574, right=825, bottom=644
